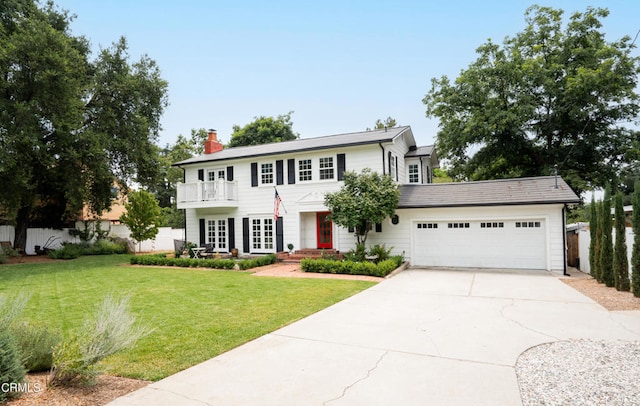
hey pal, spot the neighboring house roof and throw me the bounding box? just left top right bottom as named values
left=399, top=176, right=580, bottom=208
left=174, top=126, right=415, bottom=166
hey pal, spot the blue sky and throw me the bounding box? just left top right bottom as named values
left=53, top=1, right=640, bottom=148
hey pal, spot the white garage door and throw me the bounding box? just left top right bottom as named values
left=412, top=219, right=546, bottom=269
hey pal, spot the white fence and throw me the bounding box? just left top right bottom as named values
left=576, top=227, right=635, bottom=275
left=0, top=224, right=185, bottom=255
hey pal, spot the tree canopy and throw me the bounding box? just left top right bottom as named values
left=0, top=0, right=168, bottom=250
left=324, top=169, right=400, bottom=246
left=423, top=6, right=640, bottom=196
left=226, top=112, right=298, bottom=148
left=366, top=117, right=398, bottom=131
left=120, top=190, right=162, bottom=251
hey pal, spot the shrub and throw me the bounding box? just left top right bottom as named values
left=301, top=256, right=402, bottom=278
left=0, top=293, right=28, bottom=330
left=11, top=322, right=61, bottom=372
left=50, top=295, right=150, bottom=386
left=131, top=253, right=276, bottom=270
left=0, top=331, right=27, bottom=402
left=368, top=243, right=393, bottom=263
left=343, top=243, right=367, bottom=262
left=48, top=243, right=84, bottom=259
left=48, top=238, right=130, bottom=259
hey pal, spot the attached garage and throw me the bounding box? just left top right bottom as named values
left=412, top=218, right=546, bottom=269
left=397, top=177, right=581, bottom=272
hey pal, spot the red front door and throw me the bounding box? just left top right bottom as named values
left=316, top=212, right=333, bottom=249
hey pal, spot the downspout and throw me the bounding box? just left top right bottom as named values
left=379, top=143, right=385, bottom=175
left=562, top=205, right=568, bottom=276
left=179, top=165, right=187, bottom=247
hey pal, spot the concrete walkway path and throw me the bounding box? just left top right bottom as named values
left=109, top=268, right=640, bottom=405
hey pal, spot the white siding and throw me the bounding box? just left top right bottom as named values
left=357, top=205, right=566, bottom=271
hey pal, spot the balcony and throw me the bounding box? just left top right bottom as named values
left=176, top=180, right=238, bottom=209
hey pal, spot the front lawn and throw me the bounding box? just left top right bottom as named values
left=0, top=255, right=375, bottom=381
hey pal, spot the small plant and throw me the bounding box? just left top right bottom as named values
left=344, top=243, right=367, bottom=262
left=11, top=322, right=61, bottom=372
left=0, top=332, right=26, bottom=402
left=50, top=295, right=151, bottom=386
left=368, top=244, right=393, bottom=263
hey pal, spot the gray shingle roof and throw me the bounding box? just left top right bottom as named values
left=174, top=126, right=414, bottom=166
left=399, top=176, right=580, bottom=208
left=405, top=145, right=435, bottom=157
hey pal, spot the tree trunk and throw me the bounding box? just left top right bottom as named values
left=13, top=205, right=31, bottom=253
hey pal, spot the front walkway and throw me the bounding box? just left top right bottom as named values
left=109, top=268, right=640, bottom=405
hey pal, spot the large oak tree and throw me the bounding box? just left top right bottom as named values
left=227, top=112, right=298, bottom=148
left=423, top=6, right=640, bottom=196
left=0, top=1, right=168, bottom=250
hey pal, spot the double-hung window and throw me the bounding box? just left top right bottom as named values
left=261, top=163, right=273, bottom=185
left=299, top=159, right=312, bottom=182
left=408, top=164, right=419, bottom=183
left=319, top=157, right=334, bottom=180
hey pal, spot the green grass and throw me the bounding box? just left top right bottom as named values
left=0, top=255, right=376, bottom=381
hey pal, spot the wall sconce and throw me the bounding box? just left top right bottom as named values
left=391, top=214, right=399, bottom=225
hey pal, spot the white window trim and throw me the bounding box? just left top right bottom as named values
left=298, top=159, right=313, bottom=182
left=260, top=162, right=274, bottom=185
left=408, top=163, right=420, bottom=183
left=251, top=217, right=275, bottom=253
left=319, top=156, right=335, bottom=180
left=206, top=218, right=228, bottom=251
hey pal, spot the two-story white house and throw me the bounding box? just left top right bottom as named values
left=174, top=126, right=580, bottom=272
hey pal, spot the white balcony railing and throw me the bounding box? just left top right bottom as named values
left=176, top=180, right=238, bottom=207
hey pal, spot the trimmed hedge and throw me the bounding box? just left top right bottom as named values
left=130, top=253, right=276, bottom=270
left=301, top=256, right=403, bottom=278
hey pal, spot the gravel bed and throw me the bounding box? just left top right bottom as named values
left=516, top=340, right=640, bottom=406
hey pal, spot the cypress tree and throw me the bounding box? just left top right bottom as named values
left=631, top=180, right=640, bottom=297
left=593, top=200, right=604, bottom=282
left=613, top=192, right=630, bottom=291
left=589, top=195, right=600, bottom=280
left=600, top=184, right=614, bottom=287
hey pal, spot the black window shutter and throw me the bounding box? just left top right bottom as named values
left=242, top=217, right=250, bottom=253
left=227, top=218, right=235, bottom=250
left=337, top=154, right=346, bottom=180
left=287, top=159, right=296, bottom=184
left=276, top=217, right=284, bottom=252
left=276, top=160, right=284, bottom=185
left=388, top=152, right=392, bottom=175
left=375, top=222, right=382, bottom=233
left=348, top=226, right=354, bottom=233
left=250, top=163, right=258, bottom=187
left=199, top=219, right=206, bottom=245
left=226, top=166, right=234, bottom=182
left=198, top=169, right=204, bottom=181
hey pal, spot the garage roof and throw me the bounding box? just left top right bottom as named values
left=399, top=176, right=580, bottom=208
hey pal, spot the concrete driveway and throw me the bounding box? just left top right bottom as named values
left=109, top=268, right=640, bottom=406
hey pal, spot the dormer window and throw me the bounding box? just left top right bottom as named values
left=408, top=164, right=420, bottom=183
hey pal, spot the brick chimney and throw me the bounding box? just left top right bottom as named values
left=204, top=129, right=223, bottom=154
